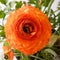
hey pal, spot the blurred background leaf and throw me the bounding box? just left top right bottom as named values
left=43, top=0, right=51, bottom=7
left=15, top=1, right=22, bottom=9
left=0, top=0, right=7, bottom=5
left=0, top=30, right=5, bottom=37
left=0, top=11, right=5, bottom=18
left=0, top=25, right=4, bottom=30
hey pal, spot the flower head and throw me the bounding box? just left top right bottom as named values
left=4, top=6, right=52, bottom=55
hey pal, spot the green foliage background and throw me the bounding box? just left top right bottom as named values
left=0, top=0, right=60, bottom=60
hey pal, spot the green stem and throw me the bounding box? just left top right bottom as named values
left=47, top=0, right=54, bottom=16
left=34, top=53, right=39, bottom=60
left=21, top=53, right=24, bottom=59
left=30, top=55, right=45, bottom=60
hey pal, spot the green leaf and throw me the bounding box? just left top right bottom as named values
left=53, top=22, right=57, bottom=28
left=22, top=58, right=29, bottom=60
left=15, top=1, right=22, bottom=9
left=14, top=49, right=21, bottom=57
left=50, top=9, right=55, bottom=15
left=58, top=2, right=60, bottom=6
left=43, top=0, right=51, bottom=7
left=0, top=25, right=4, bottom=30
left=28, top=0, right=39, bottom=4
left=0, top=0, right=7, bottom=5
left=44, top=0, right=54, bottom=16
left=0, top=10, right=5, bottom=18
left=49, top=16, right=57, bottom=29
left=0, top=30, right=5, bottom=37
left=28, top=0, right=41, bottom=9
left=40, top=49, right=54, bottom=60
left=30, top=55, right=44, bottom=60
left=28, top=0, right=36, bottom=4
left=21, top=56, right=30, bottom=60
left=57, top=13, right=60, bottom=23
left=58, top=7, right=60, bottom=10
left=14, top=49, right=21, bottom=53
left=48, top=34, right=58, bottom=47
left=49, top=17, right=55, bottom=23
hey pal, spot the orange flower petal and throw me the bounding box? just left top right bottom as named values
left=3, top=46, right=14, bottom=60
left=4, top=6, right=52, bottom=55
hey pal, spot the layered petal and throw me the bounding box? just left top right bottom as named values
left=3, top=46, right=14, bottom=60
left=4, top=6, right=52, bottom=55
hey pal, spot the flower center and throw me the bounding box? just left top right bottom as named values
left=23, top=23, right=34, bottom=34
left=17, top=20, right=38, bottom=39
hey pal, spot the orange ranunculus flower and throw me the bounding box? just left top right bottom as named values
left=4, top=6, right=52, bottom=55
left=3, top=46, right=14, bottom=60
